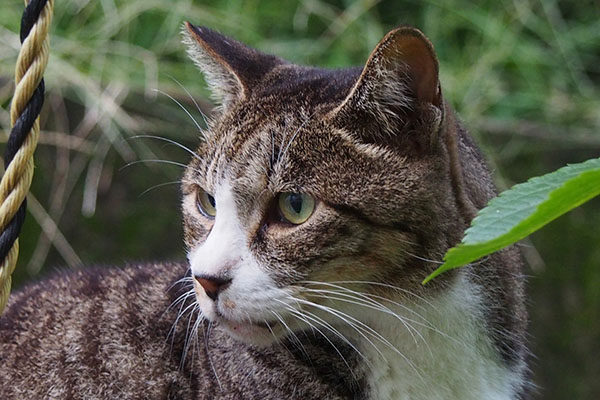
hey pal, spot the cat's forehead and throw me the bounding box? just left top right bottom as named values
left=193, top=66, right=361, bottom=186
left=198, top=107, right=327, bottom=192
left=193, top=108, right=411, bottom=206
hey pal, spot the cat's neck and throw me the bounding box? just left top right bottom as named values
left=344, top=274, right=523, bottom=400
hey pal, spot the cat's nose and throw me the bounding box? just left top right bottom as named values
left=194, top=275, right=232, bottom=301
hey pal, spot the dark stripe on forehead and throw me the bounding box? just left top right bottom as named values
left=213, top=121, right=274, bottom=182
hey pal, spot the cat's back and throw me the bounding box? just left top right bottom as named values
left=0, top=262, right=197, bottom=399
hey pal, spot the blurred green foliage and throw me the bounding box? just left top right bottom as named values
left=1, top=0, right=599, bottom=399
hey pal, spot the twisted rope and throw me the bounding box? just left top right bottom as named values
left=0, top=0, right=53, bottom=313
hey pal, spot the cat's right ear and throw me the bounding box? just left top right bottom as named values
left=182, top=23, right=283, bottom=111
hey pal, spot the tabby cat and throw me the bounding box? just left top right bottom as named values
left=0, top=23, right=529, bottom=399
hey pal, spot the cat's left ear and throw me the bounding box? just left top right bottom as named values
left=183, top=22, right=283, bottom=110
left=331, top=27, right=443, bottom=150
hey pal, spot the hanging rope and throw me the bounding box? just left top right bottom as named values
left=0, top=0, right=53, bottom=314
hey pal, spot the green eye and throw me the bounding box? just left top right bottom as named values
left=197, top=189, right=216, bottom=218
left=278, top=193, right=315, bottom=225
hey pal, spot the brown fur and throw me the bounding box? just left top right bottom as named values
left=0, top=24, right=528, bottom=399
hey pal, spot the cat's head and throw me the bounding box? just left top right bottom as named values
left=180, top=23, right=465, bottom=345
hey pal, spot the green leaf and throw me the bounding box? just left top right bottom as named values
left=423, top=157, right=600, bottom=284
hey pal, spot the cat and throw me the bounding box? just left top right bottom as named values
left=0, top=23, right=529, bottom=399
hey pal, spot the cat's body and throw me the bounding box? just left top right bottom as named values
left=0, top=24, right=528, bottom=399
left=0, top=263, right=363, bottom=399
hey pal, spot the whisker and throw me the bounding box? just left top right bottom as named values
left=271, top=310, right=310, bottom=361
left=130, top=134, right=202, bottom=161
left=300, top=280, right=432, bottom=328
left=205, top=321, right=223, bottom=390
left=181, top=304, right=201, bottom=368
left=153, top=88, right=204, bottom=133
left=138, top=180, right=182, bottom=197
left=270, top=130, right=275, bottom=166
left=273, top=297, right=367, bottom=363
left=164, top=289, right=193, bottom=324
left=168, top=272, right=194, bottom=290
left=167, top=75, right=210, bottom=128
left=301, top=289, right=425, bottom=349
left=300, top=281, right=430, bottom=323
left=292, top=296, right=424, bottom=381
left=298, top=282, right=437, bottom=346
left=188, top=310, right=205, bottom=369
left=355, top=291, right=466, bottom=347
left=189, top=321, right=201, bottom=379
left=167, top=297, right=198, bottom=351
left=170, top=297, right=197, bottom=330
left=291, top=297, right=387, bottom=361
left=165, top=289, right=195, bottom=314
left=120, top=159, right=189, bottom=171
left=277, top=112, right=316, bottom=164
left=302, top=281, right=468, bottom=349
left=282, top=304, right=364, bottom=379
left=400, top=250, right=444, bottom=265
left=326, top=280, right=439, bottom=311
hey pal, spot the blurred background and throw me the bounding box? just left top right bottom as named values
left=1, top=0, right=598, bottom=398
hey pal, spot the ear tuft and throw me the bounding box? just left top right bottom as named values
left=182, top=22, right=283, bottom=110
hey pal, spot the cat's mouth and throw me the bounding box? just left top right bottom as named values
left=218, top=316, right=282, bottom=345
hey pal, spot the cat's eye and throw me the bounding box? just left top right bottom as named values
left=196, top=189, right=216, bottom=218
left=277, top=193, right=315, bottom=225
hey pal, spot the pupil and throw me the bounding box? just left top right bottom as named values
left=289, top=194, right=303, bottom=214
left=208, top=195, right=216, bottom=208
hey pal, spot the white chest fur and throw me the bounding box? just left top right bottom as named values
left=353, top=275, right=524, bottom=400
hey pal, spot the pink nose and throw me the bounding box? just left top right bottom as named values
left=194, top=275, right=231, bottom=301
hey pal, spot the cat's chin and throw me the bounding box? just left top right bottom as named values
left=218, top=317, right=281, bottom=347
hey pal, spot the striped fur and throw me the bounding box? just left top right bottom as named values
left=0, top=24, right=529, bottom=399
